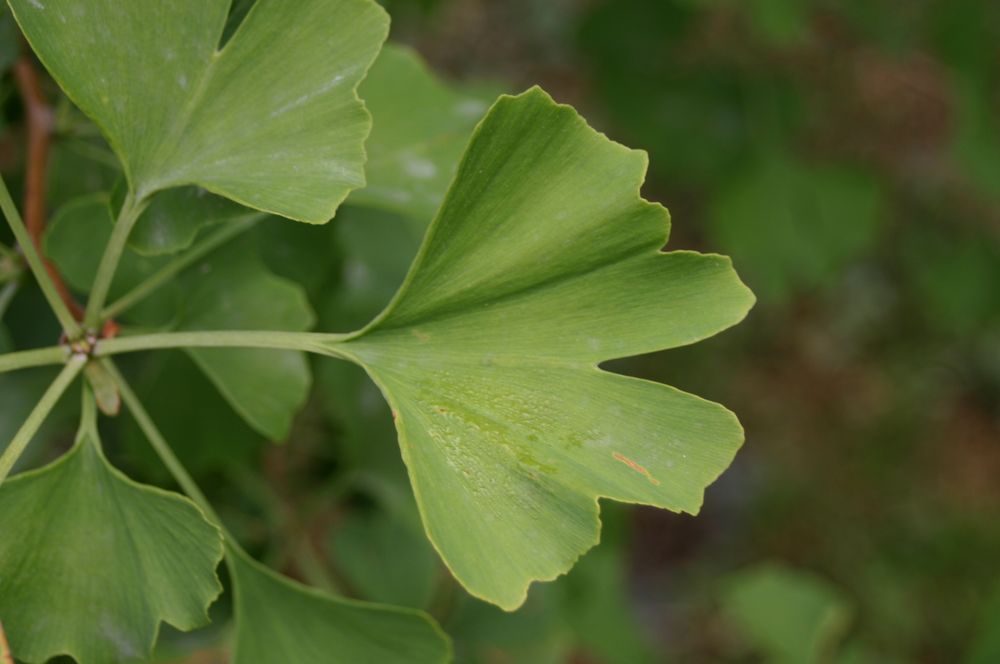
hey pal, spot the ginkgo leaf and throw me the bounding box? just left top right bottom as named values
left=227, top=544, right=451, bottom=664
left=179, top=243, right=316, bottom=441
left=330, top=87, right=755, bottom=609
left=0, top=389, right=224, bottom=664
left=350, top=44, right=494, bottom=223
left=8, top=0, right=388, bottom=222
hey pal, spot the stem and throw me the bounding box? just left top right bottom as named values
left=0, top=345, right=68, bottom=374
left=104, top=359, right=224, bottom=527
left=0, top=353, right=86, bottom=486
left=83, top=192, right=147, bottom=332
left=94, top=330, right=351, bottom=359
left=102, top=215, right=263, bottom=320
left=0, top=174, right=81, bottom=337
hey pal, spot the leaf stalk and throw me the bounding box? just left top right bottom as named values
left=94, top=330, right=353, bottom=359
left=0, top=353, right=86, bottom=487
left=83, top=192, right=149, bottom=332
left=0, top=174, right=82, bottom=337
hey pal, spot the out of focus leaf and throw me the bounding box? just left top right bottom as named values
left=351, top=44, right=494, bottom=223
left=331, top=500, right=440, bottom=609
left=448, top=587, right=573, bottom=664
left=968, top=581, right=1000, bottom=664
left=722, top=563, right=852, bottom=664
left=563, top=543, right=656, bottom=664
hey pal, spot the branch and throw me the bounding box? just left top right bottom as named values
left=13, top=56, right=84, bottom=321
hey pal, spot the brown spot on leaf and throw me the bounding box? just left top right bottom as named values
left=612, top=452, right=661, bottom=486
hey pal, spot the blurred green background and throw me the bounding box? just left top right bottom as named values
left=1, top=0, right=999, bottom=662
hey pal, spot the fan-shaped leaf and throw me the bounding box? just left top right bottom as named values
left=8, top=0, right=388, bottom=222
left=0, top=389, right=223, bottom=664
left=331, top=88, right=755, bottom=609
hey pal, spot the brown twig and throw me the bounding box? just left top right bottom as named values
left=13, top=53, right=84, bottom=320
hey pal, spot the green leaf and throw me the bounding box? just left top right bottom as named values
left=335, top=88, right=754, bottom=609
left=722, top=563, right=853, bottom=664
left=9, top=0, right=388, bottom=222
left=227, top=544, right=451, bottom=664
left=178, top=242, right=316, bottom=440
left=0, top=389, right=224, bottom=664
left=351, top=44, right=494, bottom=223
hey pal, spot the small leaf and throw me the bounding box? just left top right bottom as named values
left=9, top=0, right=389, bottom=222
left=0, top=390, right=224, bottom=664
left=334, top=88, right=755, bottom=609
left=227, top=544, right=451, bottom=664
left=351, top=44, right=495, bottom=223
left=179, top=243, right=316, bottom=440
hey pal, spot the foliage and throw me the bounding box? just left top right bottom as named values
left=0, top=1, right=753, bottom=662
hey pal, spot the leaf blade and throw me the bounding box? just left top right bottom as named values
left=9, top=0, right=389, bottom=222
left=0, top=391, right=224, bottom=664
left=336, top=87, right=755, bottom=609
